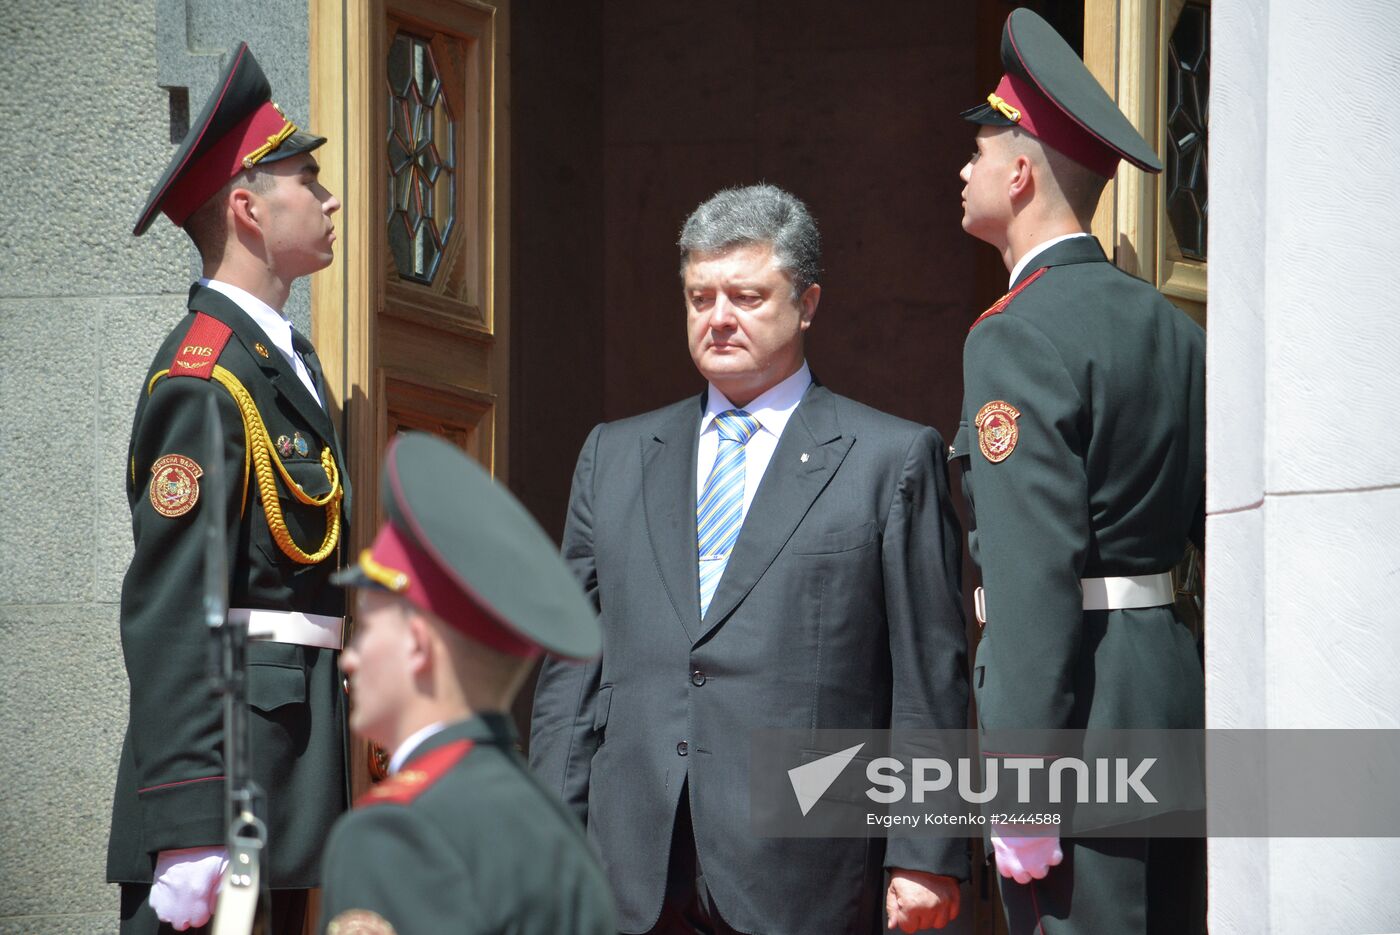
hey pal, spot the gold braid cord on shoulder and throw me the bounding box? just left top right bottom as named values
left=149, top=366, right=342, bottom=564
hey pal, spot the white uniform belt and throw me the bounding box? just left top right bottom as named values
left=228, top=608, right=343, bottom=649
left=1080, top=573, right=1175, bottom=611
left=972, top=573, right=1175, bottom=626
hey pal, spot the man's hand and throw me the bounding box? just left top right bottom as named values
left=885, top=868, right=961, bottom=931
left=149, top=846, right=227, bottom=930
left=990, top=825, right=1063, bottom=885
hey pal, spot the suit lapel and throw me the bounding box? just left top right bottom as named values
left=188, top=286, right=338, bottom=445
left=641, top=396, right=706, bottom=642
left=697, top=384, right=854, bottom=643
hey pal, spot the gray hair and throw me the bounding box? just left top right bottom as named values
left=677, top=184, right=821, bottom=296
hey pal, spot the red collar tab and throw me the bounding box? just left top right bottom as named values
left=989, top=73, right=1121, bottom=178
left=169, top=312, right=235, bottom=379
left=970, top=267, right=1049, bottom=333
left=162, top=101, right=297, bottom=227
left=356, top=739, right=474, bottom=807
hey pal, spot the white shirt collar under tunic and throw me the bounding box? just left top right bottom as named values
left=198, top=278, right=322, bottom=405
left=696, top=362, right=812, bottom=521
left=388, top=721, right=450, bottom=775
left=1008, top=232, right=1094, bottom=289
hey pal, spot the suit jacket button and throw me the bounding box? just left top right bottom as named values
left=690, top=670, right=706, bottom=687
left=676, top=740, right=689, bottom=756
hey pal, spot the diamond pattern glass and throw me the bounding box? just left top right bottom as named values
left=386, top=33, right=456, bottom=285
left=1166, top=2, right=1209, bottom=261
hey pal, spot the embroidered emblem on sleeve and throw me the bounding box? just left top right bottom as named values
left=149, top=454, right=203, bottom=517
left=975, top=401, right=1021, bottom=463
left=328, top=909, right=397, bottom=935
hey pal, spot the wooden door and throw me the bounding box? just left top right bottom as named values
left=307, top=0, right=511, bottom=798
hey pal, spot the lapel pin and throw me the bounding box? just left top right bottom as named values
left=254, top=342, right=271, bottom=358
left=800, top=452, right=810, bottom=463
left=293, top=432, right=310, bottom=457
left=276, top=435, right=294, bottom=457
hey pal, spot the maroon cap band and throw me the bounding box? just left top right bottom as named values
left=992, top=73, right=1121, bottom=178
left=365, top=521, right=540, bottom=659
left=162, top=100, right=294, bottom=226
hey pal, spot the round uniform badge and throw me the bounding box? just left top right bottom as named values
left=277, top=434, right=294, bottom=457
left=975, top=400, right=1022, bottom=463
left=328, top=909, right=397, bottom=935
left=149, top=454, right=203, bottom=517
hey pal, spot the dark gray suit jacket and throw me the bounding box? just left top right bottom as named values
left=530, top=383, right=969, bottom=934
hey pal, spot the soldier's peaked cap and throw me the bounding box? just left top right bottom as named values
left=333, top=433, right=602, bottom=661
left=961, top=8, right=1162, bottom=177
left=134, top=43, right=326, bottom=235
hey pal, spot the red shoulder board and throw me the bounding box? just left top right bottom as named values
left=356, top=739, right=474, bottom=808
left=169, top=312, right=234, bottom=379
left=969, top=267, right=1049, bottom=333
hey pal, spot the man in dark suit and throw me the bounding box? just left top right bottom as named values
left=952, top=10, right=1205, bottom=933
left=318, top=432, right=616, bottom=935
left=109, top=43, right=350, bottom=933
left=531, top=184, right=969, bottom=934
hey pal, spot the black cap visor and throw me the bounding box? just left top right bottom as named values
left=330, top=562, right=389, bottom=591
left=961, top=101, right=1018, bottom=127
left=255, top=130, right=327, bottom=165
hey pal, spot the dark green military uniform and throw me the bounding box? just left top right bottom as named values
left=954, top=237, right=1205, bottom=934
left=319, top=714, right=616, bottom=935
left=956, top=236, right=1205, bottom=737
left=107, top=284, right=350, bottom=918
left=319, top=432, right=613, bottom=935
left=954, top=11, right=1206, bottom=932
left=110, top=41, right=349, bottom=933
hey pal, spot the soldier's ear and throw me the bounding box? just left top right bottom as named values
left=229, top=186, right=261, bottom=234
left=403, top=608, right=435, bottom=676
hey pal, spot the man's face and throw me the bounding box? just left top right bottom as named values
left=959, top=126, right=1016, bottom=248
left=250, top=153, right=341, bottom=279
left=341, top=589, right=416, bottom=749
left=684, top=242, right=818, bottom=407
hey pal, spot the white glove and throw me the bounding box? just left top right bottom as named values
left=149, top=846, right=228, bottom=930
left=990, top=825, right=1063, bottom=885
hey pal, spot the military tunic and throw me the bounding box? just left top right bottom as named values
left=107, top=284, right=350, bottom=896
left=319, top=714, right=617, bottom=935
left=952, top=236, right=1205, bottom=933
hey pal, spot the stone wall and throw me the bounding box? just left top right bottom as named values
left=0, top=2, right=308, bottom=930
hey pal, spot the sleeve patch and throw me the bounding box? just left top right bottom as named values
left=328, top=909, right=397, bottom=935
left=149, top=454, right=203, bottom=517
left=975, top=401, right=1021, bottom=463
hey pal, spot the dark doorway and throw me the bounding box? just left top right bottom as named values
left=509, top=4, right=1087, bottom=933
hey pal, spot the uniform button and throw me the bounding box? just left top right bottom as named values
left=676, top=740, right=689, bottom=756
left=690, top=669, right=706, bottom=686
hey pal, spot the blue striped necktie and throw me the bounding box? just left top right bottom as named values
left=697, top=409, right=762, bottom=617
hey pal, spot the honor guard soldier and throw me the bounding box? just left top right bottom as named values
left=108, top=43, right=351, bottom=933
left=952, top=9, right=1205, bottom=934
left=318, top=432, right=616, bottom=935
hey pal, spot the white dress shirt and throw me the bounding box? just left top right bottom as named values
left=695, top=362, right=812, bottom=525
left=199, top=278, right=322, bottom=405
left=1008, top=232, right=1095, bottom=288
left=388, top=721, right=450, bottom=774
